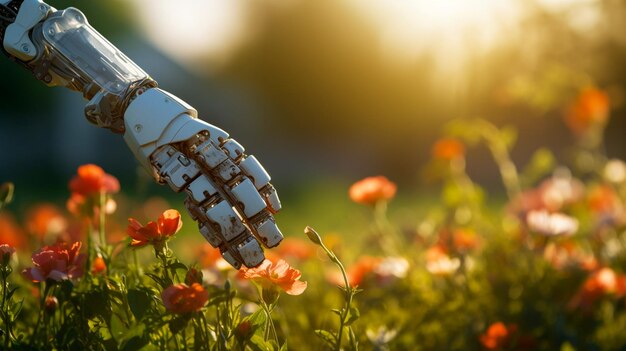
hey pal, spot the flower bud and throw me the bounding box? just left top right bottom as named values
left=0, top=244, right=15, bottom=267
left=185, top=267, right=203, bottom=285
left=92, top=255, right=107, bottom=274
left=235, top=320, right=252, bottom=339
left=45, top=296, right=58, bottom=313
left=304, top=226, right=322, bottom=246
left=261, top=286, right=280, bottom=305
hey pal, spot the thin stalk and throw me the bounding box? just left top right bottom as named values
left=86, top=220, right=94, bottom=275
left=1, top=269, right=11, bottom=348
left=373, top=201, right=402, bottom=256
left=259, top=298, right=278, bottom=344
left=479, top=121, right=521, bottom=200
left=98, top=192, right=107, bottom=260
left=313, top=229, right=354, bottom=351
left=31, top=283, right=51, bottom=346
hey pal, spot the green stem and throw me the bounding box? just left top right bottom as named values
left=479, top=120, right=521, bottom=200
left=1, top=269, right=10, bottom=348
left=200, top=312, right=212, bottom=344
left=305, top=227, right=360, bottom=351
left=98, top=191, right=108, bottom=260
left=260, top=299, right=278, bottom=344
left=322, top=243, right=352, bottom=350
left=86, top=220, right=94, bottom=276
left=182, top=326, right=189, bottom=351
left=157, top=246, right=172, bottom=286
left=373, top=201, right=403, bottom=256
left=31, top=283, right=51, bottom=346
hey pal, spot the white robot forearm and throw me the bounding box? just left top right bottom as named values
left=0, top=0, right=283, bottom=268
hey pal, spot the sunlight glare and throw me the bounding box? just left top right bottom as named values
left=130, top=0, right=247, bottom=66
left=348, top=0, right=523, bottom=69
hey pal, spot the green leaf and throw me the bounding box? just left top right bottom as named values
left=168, top=262, right=188, bottom=277
left=500, top=126, right=518, bottom=150
left=521, top=147, right=556, bottom=187
left=344, top=306, right=360, bottom=326
left=207, top=292, right=229, bottom=306
left=315, top=330, right=337, bottom=349
left=145, top=272, right=164, bottom=286
left=110, top=313, right=126, bottom=341
left=445, top=120, right=481, bottom=145
left=6, top=286, right=18, bottom=300
left=247, top=308, right=267, bottom=329
left=169, top=315, right=190, bottom=334
left=83, top=290, right=112, bottom=321
left=279, top=341, right=288, bottom=351
left=128, top=288, right=153, bottom=321
left=248, top=334, right=272, bottom=351
left=122, top=336, right=149, bottom=351
left=0, top=182, right=14, bottom=209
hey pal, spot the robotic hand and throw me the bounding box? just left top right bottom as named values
left=0, top=0, right=283, bottom=268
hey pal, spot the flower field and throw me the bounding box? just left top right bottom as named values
left=2, top=87, right=626, bottom=351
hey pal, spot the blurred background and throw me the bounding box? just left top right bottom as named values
left=1, top=0, right=625, bottom=222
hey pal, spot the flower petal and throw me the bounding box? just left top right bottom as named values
left=158, top=209, right=182, bottom=236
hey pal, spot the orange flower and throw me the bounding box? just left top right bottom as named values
left=564, top=87, right=610, bottom=135
left=92, top=255, right=107, bottom=274
left=479, top=322, right=517, bottom=350
left=587, top=185, right=621, bottom=214
left=161, top=283, right=208, bottom=314
left=452, top=228, right=480, bottom=251
left=569, top=267, right=626, bottom=311
left=425, top=245, right=460, bottom=276
left=347, top=256, right=383, bottom=286
left=69, top=164, right=120, bottom=196
left=22, top=241, right=86, bottom=282
left=432, top=138, right=465, bottom=161
left=197, top=243, right=224, bottom=266
left=127, top=209, right=182, bottom=248
left=327, top=256, right=383, bottom=287
left=276, top=238, right=317, bottom=261
left=349, top=176, right=397, bottom=206
left=67, top=164, right=119, bottom=218
left=238, top=258, right=307, bottom=295
left=0, top=212, right=25, bottom=249
left=25, top=203, right=67, bottom=240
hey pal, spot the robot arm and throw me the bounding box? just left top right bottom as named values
left=0, top=0, right=283, bottom=269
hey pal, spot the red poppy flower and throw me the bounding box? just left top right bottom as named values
left=67, top=164, right=120, bottom=218
left=127, top=209, right=182, bottom=248
left=69, top=164, right=120, bottom=196
left=349, top=176, right=397, bottom=206
left=22, top=241, right=86, bottom=282
left=238, top=258, right=307, bottom=295
left=161, top=283, right=208, bottom=314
